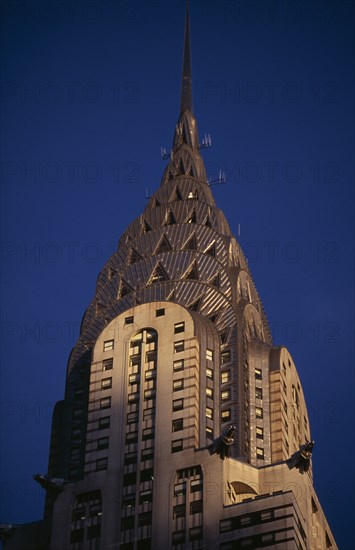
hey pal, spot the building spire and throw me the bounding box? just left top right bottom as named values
left=180, top=1, right=193, bottom=113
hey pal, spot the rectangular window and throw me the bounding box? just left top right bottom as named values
left=70, top=448, right=80, bottom=461
left=142, top=427, right=154, bottom=440
left=72, top=427, right=81, bottom=440
left=87, top=525, right=101, bottom=540
left=139, top=490, right=153, bottom=504
left=190, top=499, right=203, bottom=515
left=256, top=447, right=264, bottom=459
left=240, top=515, right=252, bottom=526
left=173, top=504, right=186, bottom=519
left=122, top=494, right=135, bottom=508
left=124, top=452, right=137, bottom=465
left=206, top=349, right=213, bottom=361
left=97, top=436, right=109, bottom=450
left=221, top=350, right=230, bottom=364
left=221, top=370, right=230, bottom=384
left=103, top=339, right=114, bottom=351
left=261, top=510, right=273, bottom=521
left=172, top=439, right=183, bottom=453
left=256, top=407, right=263, bottom=419
left=121, top=516, right=134, bottom=531
left=140, top=468, right=154, bottom=482
left=221, top=409, right=231, bottom=421
left=174, top=321, right=185, bottom=334
left=173, top=359, right=184, bottom=372
left=143, top=408, right=155, bottom=421
left=255, top=387, right=263, bottom=400
left=144, top=389, right=156, bottom=401
left=102, top=358, right=113, bottom=371
left=174, top=482, right=186, bottom=496
left=173, top=398, right=184, bottom=411
left=172, top=531, right=185, bottom=545
left=220, top=518, right=233, bottom=533
left=189, top=526, right=203, bottom=541
left=74, top=388, right=83, bottom=400
left=255, top=368, right=262, bottom=380
left=125, top=316, right=134, bottom=325
left=127, top=411, right=138, bottom=424
left=129, top=373, right=140, bottom=384
left=96, top=457, right=108, bottom=471
left=206, top=367, right=213, bottom=379
left=72, top=408, right=82, bottom=419
left=125, top=431, right=138, bottom=444
left=123, top=472, right=137, bottom=487
left=98, top=416, right=110, bottom=429
left=174, top=340, right=184, bottom=353
left=70, top=529, right=84, bottom=543
left=173, top=379, right=184, bottom=391
left=190, top=479, right=203, bottom=493
left=128, top=392, right=139, bottom=404
left=100, top=397, right=111, bottom=409
left=206, top=407, right=213, bottom=419
left=141, top=447, right=154, bottom=461
left=138, top=512, right=152, bottom=527
left=172, top=418, right=183, bottom=432
left=145, top=370, right=156, bottom=381
left=206, top=426, right=213, bottom=440
left=156, top=308, right=165, bottom=317
left=221, top=389, right=230, bottom=401
left=256, top=426, right=264, bottom=439
left=101, top=377, right=112, bottom=390
left=206, top=387, right=213, bottom=399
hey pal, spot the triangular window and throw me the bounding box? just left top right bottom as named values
left=183, top=234, right=197, bottom=251
left=208, top=312, right=219, bottom=323
left=209, top=273, right=220, bottom=289
left=120, top=279, right=134, bottom=298
left=188, top=296, right=203, bottom=312
left=155, top=234, right=172, bottom=254
left=189, top=166, right=195, bottom=177
left=166, top=289, right=175, bottom=302
left=186, top=209, right=197, bottom=224
left=142, top=219, right=152, bottom=233
left=149, top=262, right=169, bottom=284
left=170, top=185, right=183, bottom=202
left=183, top=261, right=199, bottom=281
left=129, top=248, right=142, bottom=265
left=164, top=209, right=176, bottom=226
left=204, top=216, right=212, bottom=228
left=154, top=198, right=161, bottom=207
left=205, top=242, right=216, bottom=257
left=220, top=329, right=229, bottom=345
left=168, top=170, right=174, bottom=181
left=179, top=159, right=185, bottom=174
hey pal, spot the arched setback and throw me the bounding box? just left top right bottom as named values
left=269, top=347, right=311, bottom=470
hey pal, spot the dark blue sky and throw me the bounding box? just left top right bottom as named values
left=1, top=0, right=354, bottom=547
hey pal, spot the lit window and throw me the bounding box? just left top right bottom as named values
left=173, top=398, right=183, bottom=411
left=97, top=436, right=109, bottom=450
left=256, top=447, right=264, bottom=459
left=206, top=367, right=213, bottom=379
left=256, top=426, right=264, bottom=439
left=221, top=390, right=230, bottom=401
left=206, top=407, right=213, bottom=419
left=221, top=350, right=230, bottom=364
left=255, top=368, right=262, bottom=380
left=221, top=410, right=231, bottom=421
left=206, top=387, right=213, bottom=398
left=173, top=359, right=184, bottom=372
left=100, top=397, right=111, bottom=409
left=174, top=322, right=185, bottom=334
left=256, top=407, right=263, bottom=419
left=103, top=339, right=114, bottom=351
left=98, top=416, right=110, bottom=429
left=173, top=379, right=184, bottom=391
left=102, top=358, right=113, bottom=371
left=145, top=370, right=156, bottom=381
left=101, top=378, right=112, bottom=390
left=172, top=439, right=183, bottom=453
left=172, top=418, right=183, bottom=432
left=96, top=457, right=108, bottom=471
left=221, top=371, right=230, bottom=384
left=174, top=340, right=184, bottom=353
left=206, top=349, right=213, bottom=361
left=255, top=387, right=263, bottom=400
left=156, top=308, right=165, bottom=317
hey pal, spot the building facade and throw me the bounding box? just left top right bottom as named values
left=3, top=6, right=337, bottom=550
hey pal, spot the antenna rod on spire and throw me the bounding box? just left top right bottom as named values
left=180, top=0, right=193, bottom=114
